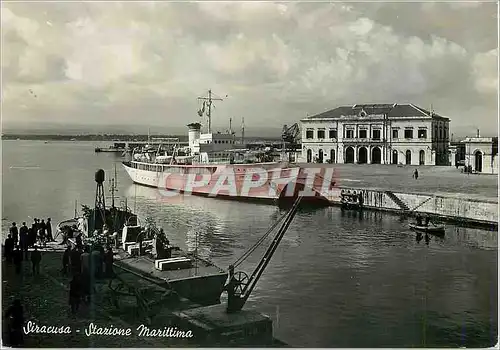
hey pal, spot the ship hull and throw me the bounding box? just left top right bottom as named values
left=122, top=161, right=335, bottom=206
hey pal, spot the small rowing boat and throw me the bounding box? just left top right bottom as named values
left=409, top=223, right=445, bottom=235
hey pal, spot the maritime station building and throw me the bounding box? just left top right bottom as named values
left=299, top=103, right=451, bottom=165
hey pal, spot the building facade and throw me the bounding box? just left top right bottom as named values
left=300, top=104, right=450, bottom=165
left=461, top=137, right=498, bottom=174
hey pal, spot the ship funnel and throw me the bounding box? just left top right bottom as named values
left=187, top=122, right=201, bottom=154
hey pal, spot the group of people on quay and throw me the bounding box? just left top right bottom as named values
left=4, top=219, right=53, bottom=275
left=61, top=224, right=116, bottom=314
left=340, top=190, right=364, bottom=209
left=3, top=215, right=176, bottom=346
left=3, top=218, right=53, bottom=347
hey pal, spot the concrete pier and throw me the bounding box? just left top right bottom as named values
left=172, top=304, right=275, bottom=347
left=325, top=187, right=498, bottom=227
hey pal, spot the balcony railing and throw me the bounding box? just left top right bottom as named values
left=342, top=138, right=384, bottom=143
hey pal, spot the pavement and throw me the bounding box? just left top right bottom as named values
left=1, top=251, right=191, bottom=347
left=297, top=164, right=498, bottom=201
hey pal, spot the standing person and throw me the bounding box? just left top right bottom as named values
left=137, top=229, right=145, bottom=256
left=69, top=275, right=82, bottom=314
left=13, top=247, right=22, bottom=275
left=19, top=222, right=29, bottom=259
left=80, top=247, right=90, bottom=279
left=31, top=246, right=42, bottom=276
left=104, top=247, right=114, bottom=278
left=5, top=299, right=24, bottom=347
left=28, top=224, right=37, bottom=248
left=91, top=248, right=102, bottom=278
left=33, top=218, right=39, bottom=233
left=10, top=222, right=19, bottom=247
left=70, top=247, right=81, bottom=275
left=62, top=246, right=71, bottom=275
left=4, top=234, right=14, bottom=263
left=413, top=169, right=419, bottom=180
left=39, top=219, right=47, bottom=247
left=46, top=218, right=54, bottom=242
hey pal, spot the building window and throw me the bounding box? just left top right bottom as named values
left=359, top=130, right=367, bottom=139
left=306, top=129, right=314, bottom=139
left=444, top=127, right=448, bottom=139
left=434, top=126, right=437, bottom=138
left=372, top=129, right=381, bottom=140
left=392, top=129, right=398, bottom=139
left=317, top=129, right=325, bottom=139
left=329, top=129, right=337, bottom=139
left=439, top=127, right=443, bottom=139
left=404, top=129, right=413, bottom=139
left=418, top=129, right=427, bottom=139
left=346, top=130, right=354, bottom=139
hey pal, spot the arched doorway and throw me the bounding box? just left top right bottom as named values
left=392, top=150, right=398, bottom=164
left=419, top=150, right=425, bottom=165
left=371, top=147, right=381, bottom=164
left=330, top=149, right=335, bottom=163
left=318, top=149, right=324, bottom=163
left=405, top=150, right=412, bottom=165
left=345, top=147, right=354, bottom=163
left=306, top=149, right=312, bottom=163
left=358, top=147, right=368, bottom=164
left=474, top=150, right=483, bottom=172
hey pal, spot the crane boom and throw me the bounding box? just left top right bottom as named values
left=226, top=195, right=303, bottom=313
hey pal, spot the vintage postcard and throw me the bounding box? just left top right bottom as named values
left=1, top=1, right=498, bottom=348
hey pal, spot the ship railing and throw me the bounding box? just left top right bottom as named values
left=194, top=157, right=232, bottom=164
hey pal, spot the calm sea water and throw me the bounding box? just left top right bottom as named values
left=2, top=140, right=498, bottom=347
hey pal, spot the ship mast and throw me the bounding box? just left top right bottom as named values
left=197, top=89, right=223, bottom=134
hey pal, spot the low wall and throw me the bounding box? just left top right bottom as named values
left=323, top=187, right=498, bottom=227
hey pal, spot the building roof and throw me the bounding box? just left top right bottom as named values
left=304, top=103, right=449, bottom=121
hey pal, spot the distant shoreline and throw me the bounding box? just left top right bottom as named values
left=1, top=134, right=281, bottom=142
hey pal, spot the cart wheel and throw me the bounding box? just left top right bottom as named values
left=233, top=271, right=249, bottom=296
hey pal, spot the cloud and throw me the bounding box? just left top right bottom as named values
left=472, top=48, right=498, bottom=95
left=1, top=2, right=497, bottom=136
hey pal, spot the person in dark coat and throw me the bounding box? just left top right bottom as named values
left=19, top=222, right=29, bottom=259
left=413, top=169, right=419, bottom=180
left=104, top=247, right=114, bottom=278
left=39, top=219, right=47, bottom=247
left=31, top=246, right=42, bottom=275
left=13, top=247, right=22, bottom=274
left=4, top=234, right=14, bottom=263
left=10, top=222, right=18, bottom=247
left=357, top=192, right=364, bottom=208
left=69, top=275, right=82, bottom=314
left=416, top=215, right=423, bottom=226
left=28, top=224, right=37, bottom=248
left=62, top=246, right=71, bottom=275
left=70, top=248, right=81, bottom=275
left=33, top=218, right=39, bottom=233
left=5, top=299, right=24, bottom=346
left=46, top=218, right=54, bottom=242
left=75, top=233, right=83, bottom=250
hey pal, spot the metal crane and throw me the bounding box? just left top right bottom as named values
left=224, top=195, right=303, bottom=313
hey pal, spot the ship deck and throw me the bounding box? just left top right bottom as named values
left=114, top=249, right=227, bottom=283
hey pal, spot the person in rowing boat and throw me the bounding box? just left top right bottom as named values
left=416, top=214, right=423, bottom=226
left=416, top=232, right=423, bottom=243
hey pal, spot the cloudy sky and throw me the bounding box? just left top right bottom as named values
left=1, top=1, right=498, bottom=136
